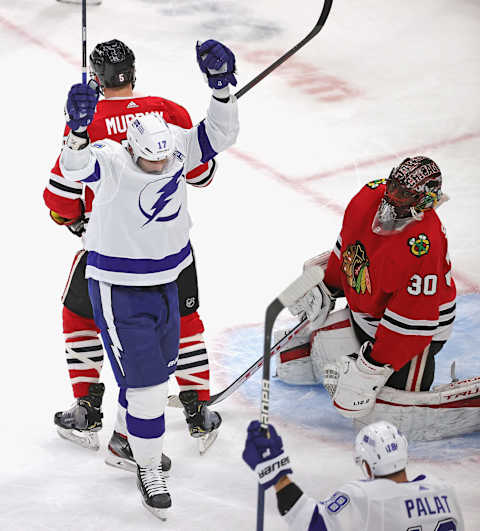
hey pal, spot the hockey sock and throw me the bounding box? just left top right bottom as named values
left=125, top=382, right=168, bottom=467
left=175, top=312, right=210, bottom=401
left=63, top=306, right=104, bottom=398
left=115, top=388, right=128, bottom=436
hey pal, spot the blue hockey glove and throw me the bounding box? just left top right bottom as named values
left=65, top=83, right=98, bottom=131
left=242, top=421, right=293, bottom=490
left=196, top=40, right=237, bottom=90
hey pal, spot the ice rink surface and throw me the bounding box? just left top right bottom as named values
left=0, top=0, right=479, bottom=529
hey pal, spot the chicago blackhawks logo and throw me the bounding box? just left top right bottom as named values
left=341, top=241, right=372, bottom=294
left=408, top=233, right=430, bottom=257
left=366, top=178, right=386, bottom=189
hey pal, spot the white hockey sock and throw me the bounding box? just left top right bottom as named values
left=125, top=382, right=168, bottom=467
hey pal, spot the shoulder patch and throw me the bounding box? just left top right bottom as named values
left=408, top=233, right=430, bottom=257
left=366, top=178, right=386, bottom=189
left=173, top=149, right=185, bottom=162
left=323, top=491, right=351, bottom=514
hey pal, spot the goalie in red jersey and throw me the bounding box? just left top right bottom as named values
left=275, top=156, right=473, bottom=439
left=44, top=39, right=221, bottom=457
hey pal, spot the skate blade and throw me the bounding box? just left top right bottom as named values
left=105, top=454, right=137, bottom=474
left=167, top=394, right=182, bottom=408
left=56, top=427, right=100, bottom=451
left=141, top=499, right=169, bottom=521
left=197, top=429, right=219, bottom=455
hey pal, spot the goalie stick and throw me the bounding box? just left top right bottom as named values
left=256, top=266, right=325, bottom=531
left=235, top=0, right=333, bottom=99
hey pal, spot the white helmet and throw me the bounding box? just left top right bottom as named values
left=127, top=113, right=175, bottom=162
left=354, top=421, right=408, bottom=477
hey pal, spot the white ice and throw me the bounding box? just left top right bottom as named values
left=0, top=0, right=479, bottom=529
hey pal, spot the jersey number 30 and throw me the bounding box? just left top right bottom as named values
left=407, top=274, right=437, bottom=296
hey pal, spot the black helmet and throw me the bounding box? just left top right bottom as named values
left=89, top=39, right=136, bottom=89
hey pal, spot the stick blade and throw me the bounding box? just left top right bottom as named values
left=278, top=266, right=324, bottom=307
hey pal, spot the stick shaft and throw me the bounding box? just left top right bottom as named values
left=235, top=0, right=333, bottom=99
left=82, top=0, right=87, bottom=83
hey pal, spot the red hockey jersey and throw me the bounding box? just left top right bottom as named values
left=44, top=96, right=216, bottom=219
left=324, top=179, right=456, bottom=371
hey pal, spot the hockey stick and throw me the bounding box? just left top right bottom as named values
left=82, top=0, right=87, bottom=84
left=167, top=317, right=310, bottom=409
left=257, top=266, right=324, bottom=531
left=235, top=0, right=333, bottom=99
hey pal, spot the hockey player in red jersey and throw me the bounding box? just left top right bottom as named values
left=44, top=39, right=221, bottom=456
left=242, top=420, right=465, bottom=530
left=279, top=156, right=457, bottom=422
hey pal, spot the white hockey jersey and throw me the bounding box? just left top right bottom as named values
left=60, top=95, right=239, bottom=286
left=284, top=475, right=464, bottom=531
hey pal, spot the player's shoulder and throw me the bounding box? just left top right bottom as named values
left=91, top=138, right=123, bottom=154
left=409, top=474, right=454, bottom=491
left=352, top=179, right=385, bottom=205
left=149, top=95, right=190, bottom=116
left=397, top=210, right=445, bottom=263
left=344, top=179, right=385, bottom=219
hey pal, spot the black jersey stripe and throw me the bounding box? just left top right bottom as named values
left=188, top=159, right=216, bottom=187
left=49, top=178, right=83, bottom=194
left=382, top=313, right=438, bottom=332
left=437, top=316, right=456, bottom=327
left=439, top=303, right=456, bottom=316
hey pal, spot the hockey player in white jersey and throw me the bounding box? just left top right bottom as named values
left=242, top=420, right=464, bottom=530
left=59, top=39, right=239, bottom=520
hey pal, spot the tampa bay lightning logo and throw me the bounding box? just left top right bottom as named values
left=138, top=168, right=183, bottom=226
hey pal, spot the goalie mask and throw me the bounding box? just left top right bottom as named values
left=90, top=39, right=136, bottom=89
left=354, top=421, right=408, bottom=477
left=127, top=114, right=175, bottom=172
left=372, top=156, right=444, bottom=235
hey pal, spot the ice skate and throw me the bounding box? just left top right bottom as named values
left=179, top=390, right=222, bottom=455
left=137, top=463, right=171, bottom=520
left=54, top=383, right=104, bottom=451
left=105, top=431, right=172, bottom=475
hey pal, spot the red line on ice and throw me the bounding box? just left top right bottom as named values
left=0, top=15, right=80, bottom=68
left=301, top=132, right=480, bottom=183
left=228, top=148, right=345, bottom=216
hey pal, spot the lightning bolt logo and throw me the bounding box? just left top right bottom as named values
left=111, top=344, right=125, bottom=377
left=139, top=168, right=183, bottom=226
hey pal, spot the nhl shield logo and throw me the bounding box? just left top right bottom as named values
left=408, top=233, right=430, bottom=257
left=185, top=297, right=196, bottom=309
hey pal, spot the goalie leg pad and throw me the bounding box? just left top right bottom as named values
left=274, top=329, right=320, bottom=385
left=310, top=308, right=361, bottom=382
left=355, top=376, right=480, bottom=440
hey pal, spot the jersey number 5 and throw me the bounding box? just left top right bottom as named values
left=407, top=274, right=437, bottom=296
